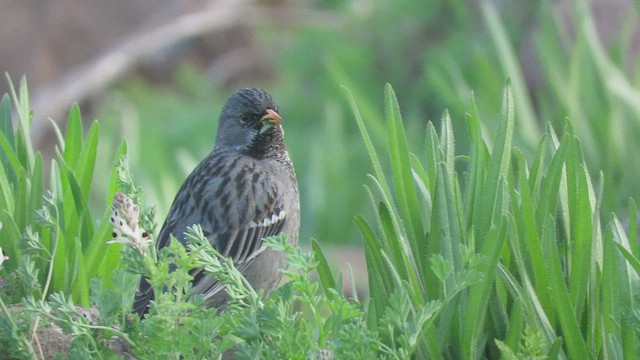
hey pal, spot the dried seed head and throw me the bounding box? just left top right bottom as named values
left=108, top=193, right=151, bottom=255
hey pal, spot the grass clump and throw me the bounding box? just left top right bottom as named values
left=0, top=76, right=127, bottom=308
left=350, top=83, right=640, bottom=358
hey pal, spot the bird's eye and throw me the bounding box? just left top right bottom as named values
left=239, top=114, right=249, bottom=124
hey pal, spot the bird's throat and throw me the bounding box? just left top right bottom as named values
left=245, top=126, right=286, bottom=160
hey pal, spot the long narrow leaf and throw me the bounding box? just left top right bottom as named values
left=384, top=84, right=424, bottom=270
left=74, top=121, right=99, bottom=199
left=63, top=104, right=84, bottom=169
left=0, top=94, right=14, bottom=150
left=311, top=239, right=337, bottom=297
left=542, top=215, right=589, bottom=359
left=474, top=84, right=514, bottom=241
left=462, top=215, right=507, bottom=360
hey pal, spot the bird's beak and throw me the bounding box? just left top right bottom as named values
left=260, top=109, right=282, bottom=134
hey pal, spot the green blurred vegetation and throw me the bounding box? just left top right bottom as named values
left=96, top=0, right=640, bottom=249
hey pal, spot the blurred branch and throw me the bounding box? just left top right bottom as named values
left=206, top=47, right=266, bottom=87
left=30, top=2, right=342, bottom=144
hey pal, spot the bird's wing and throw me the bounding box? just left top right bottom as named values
left=133, top=153, right=288, bottom=314
left=188, top=203, right=287, bottom=301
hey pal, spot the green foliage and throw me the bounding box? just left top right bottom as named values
left=429, top=1, right=640, bottom=215
left=91, top=1, right=640, bottom=253
left=495, top=324, right=550, bottom=360
left=95, top=0, right=476, bottom=247
left=0, top=80, right=391, bottom=359
left=350, top=83, right=640, bottom=358
left=3, top=220, right=391, bottom=359
left=1, top=74, right=639, bottom=359
left=0, top=76, right=125, bottom=306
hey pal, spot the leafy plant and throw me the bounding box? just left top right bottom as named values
left=2, top=74, right=640, bottom=359
left=2, top=200, right=390, bottom=359
left=349, top=83, right=640, bottom=358
left=0, top=75, right=126, bottom=305
left=427, top=1, right=640, bottom=215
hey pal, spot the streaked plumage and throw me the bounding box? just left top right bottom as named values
left=133, top=88, right=299, bottom=315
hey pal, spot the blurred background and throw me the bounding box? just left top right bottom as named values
left=2, top=0, right=640, bottom=289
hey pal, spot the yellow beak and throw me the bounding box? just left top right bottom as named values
left=261, top=109, right=282, bottom=125
left=260, top=109, right=282, bottom=133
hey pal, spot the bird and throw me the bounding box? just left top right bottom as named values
left=133, top=87, right=300, bottom=316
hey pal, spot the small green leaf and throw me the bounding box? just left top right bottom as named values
left=59, top=158, right=92, bottom=223
left=311, top=239, right=337, bottom=297
left=614, top=243, right=640, bottom=274
left=74, top=120, right=99, bottom=198
left=26, top=153, right=43, bottom=225
left=0, top=211, right=22, bottom=270
left=0, top=94, right=14, bottom=150
left=6, top=75, right=34, bottom=172
left=0, top=157, right=15, bottom=214
left=0, top=128, right=25, bottom=182
left=63, top=104, right=84, bottom=169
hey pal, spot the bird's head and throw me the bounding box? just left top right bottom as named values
left=215, top=88, right=285, bottom=157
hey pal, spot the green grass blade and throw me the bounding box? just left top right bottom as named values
left=0, top=129, right=25, bottom=183
left=6, top=75, right=34, bottom=172
left=511, top=149, right=555, bottom=323
left=0, top=158, right=14, bottom=214
left=410, top=154, right=432, bottom=232
left=384, top=84, right=424, bottom=266
left=462, top=215, right=508, bottom=360
left=567, top=164, right=593, bottom=318
left=482, top=2, right=539, bottom=147
left=503, top=299, right=524, bottom=352
left=311, top=239, right=337, bottom=297
left=13, top=166, right=28, bottom=230
left=576, top=0, right=640, bottom=120
left=58, top=159, right=95, bottom=246
left=0, top=211, right=22, bottom=270
left=542, top=215, right=589, bottom=359
left=70, top=235, right=90, bottom=306
left=0, top=94, right=14, bottom=150
left=356, top=214, right=391, bottom=319
left=63, top=104, right=84, bottom=169
left=614, top=243, right=640, bottom=274
left=27, top=153, right=43, bottom=225
left=74, top=121, right=99, bottom=199
left=536, top=133, right=571, bottom=225
left=433, top=161, right=463, bottom=271
left=464, top=93, right=488, bottom=229
left=475, top=84, right=514, bottom=241
left=627, top=199, right=639, bottom=256
left=528, top=133, right=548, bottom=198
left=424, top=123, right=439, bottom=196
left=51, top=228, right=67, bottom=294
left=344, top=86, right=399, bottom=223
left=378, top=200, right=409, bottom=282
left=86, top=209, right=115, bottom=281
